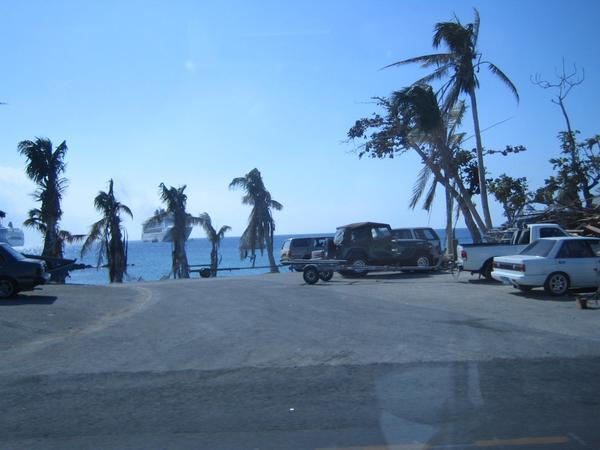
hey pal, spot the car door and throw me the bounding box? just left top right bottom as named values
left=369, top=226, right=397, bottom=264
left=554, top=240, right=598, bottom=287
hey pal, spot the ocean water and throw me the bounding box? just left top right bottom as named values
left=40, top=228, right=473, bottom=285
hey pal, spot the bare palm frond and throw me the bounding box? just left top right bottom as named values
left=472, top=8, right=480, bottom=46
left=423, top=178, right=438, bottom=212
left=409, top=165, right=432, bottom=209
left=81, top=218, right=106, bottom=257
left=217, top=225, right=231, bottom=240
left=118, top=204, right=133, bottom=219
left=485, top=62, right=520, bottom=102
left=381, top=53, right=453, bottom=70
left=270, top=200, right=283, bottom=211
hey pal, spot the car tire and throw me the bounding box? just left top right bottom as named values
left=347, top=255, right=368, bottom=277
left=544, top=272, right=570, bottom=296
left=319, top=271, right=334, bottom=282
left=0, top=277, right=17, bottom=299
left=481, top=260, right=494, bottom=280
left=416, top=256, right=431, bottom=268
left=303, top=267, right=320, bottom=285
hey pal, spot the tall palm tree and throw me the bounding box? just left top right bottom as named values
left=146, top=184, right=200, bottom=279
left=81, top=179, right=132, bottom=283
left=384, top=9, right=519, bottom=230
left=229, top=169, right=283, bottom=273
left=18, top=138, right=68, bottom=259
left=199, top=213, right=231, bottom=277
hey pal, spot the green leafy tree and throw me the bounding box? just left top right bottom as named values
left=147, top=184, right=200, bottom=279
left=489, top=175, right=531, bottom=223
left=199, top=213, right=231, bottom=277
left=18, top=138, right=70, bottom=282
left=384, top=8, right=519, bottom=230
left=229, top=169, right=282, bottom=273
left=81, top=179, right=132, bottom=283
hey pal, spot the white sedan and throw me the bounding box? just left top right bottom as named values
left=491, top=237, right=600, bottom=296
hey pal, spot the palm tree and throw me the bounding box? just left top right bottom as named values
left=199, top=213, right=231, bottom=277
left=18, top=138, right=68, bottom=259
left=81, top=179, right=132, bottom=283
left=23, top=208, right=85, bottom=257
left=146, top=184, right=200, bottom=279
left=384, top=8, right=519, bottom=230
left=229, top=169, right=282, bottom=273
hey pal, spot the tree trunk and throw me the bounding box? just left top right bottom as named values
left=558, top=98, right=587, bottom=208
left=210, top=244, right=218, bottom=277
left=452, top=187, right=483, bottom=243
left=266, top=233, right=279, bottom=273
left=469, top=89, right=493, bottom=230
left=411, top=144, right=486, bottom=242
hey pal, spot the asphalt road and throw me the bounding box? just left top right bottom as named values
left=1, top=271, right=599, bottom=449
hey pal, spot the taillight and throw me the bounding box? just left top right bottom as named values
left=461, top=250, right=467, bottom=260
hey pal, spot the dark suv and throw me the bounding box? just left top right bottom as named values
left=0, top=243, right=48, bottom=298
left=327, top=222, right=434, bottom=276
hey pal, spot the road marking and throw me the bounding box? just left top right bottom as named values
left=317, top=435, right=571, bottom=450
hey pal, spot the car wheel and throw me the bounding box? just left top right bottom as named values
left=303, top=267, right=320, bottom=285
left=348, top=256, right=368, bottom=277
left=319, top=271, right=334, bottom=282
left=0, top=277, right=17, bottom=299
left=544, top=272, right=569, bottom=296
left=416, top=256, right=430, bottom=268
left=481, top=260, right=494, bottom=280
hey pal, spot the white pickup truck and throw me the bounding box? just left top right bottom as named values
left=456, top=223, right=570, bottom=279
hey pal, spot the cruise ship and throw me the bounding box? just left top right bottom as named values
left=0, top=212, right=25, bottom=247
left=141, top=211, right=192, bottom=242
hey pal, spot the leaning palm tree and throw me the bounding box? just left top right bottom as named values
left=383, top=8, right=519, bottom=230
left=18, top=138, right=68, bottom=262
left=229, top=169, right=282, bottom=273
left=146, top=184, right=200, bottom=279
left=199, top=213, right=231, bottom=277
left=81, top=179, right=132, bottom=283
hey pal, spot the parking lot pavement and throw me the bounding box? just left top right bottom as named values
left=1, top=272, right=599, bottom=449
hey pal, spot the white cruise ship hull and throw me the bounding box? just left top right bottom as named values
left=142, top=226, right=192, bottom=243
left=0, top=227, right=24, bottom=247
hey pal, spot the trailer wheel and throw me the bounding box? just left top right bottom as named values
left=319, top=271, right=334, bottom=282
left=303, top=267, right=320, bottom=284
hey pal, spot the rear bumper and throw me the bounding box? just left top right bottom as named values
left=491, top=270, right=546, bottom=287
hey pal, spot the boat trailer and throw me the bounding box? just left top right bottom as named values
left=282, top=258, right=440, bottom=284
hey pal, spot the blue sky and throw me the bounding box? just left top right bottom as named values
left=1, top=0, right=599, bottom=245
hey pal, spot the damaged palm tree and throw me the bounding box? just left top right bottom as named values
left=229, top=169, right=282, bottom=273
left=147, top=184, right=200, bottom=279
left=81, top=179, right=132, bottom=283
left=18, top=138, right=70, bottom=282
left=199, top=213, right=231, bottom=277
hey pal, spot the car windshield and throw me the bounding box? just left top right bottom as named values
left=371, top=226, right=391, bottom=239
left=519, top=239, right=556, bottom=257
left=0, top=244, right=25, bottom=261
